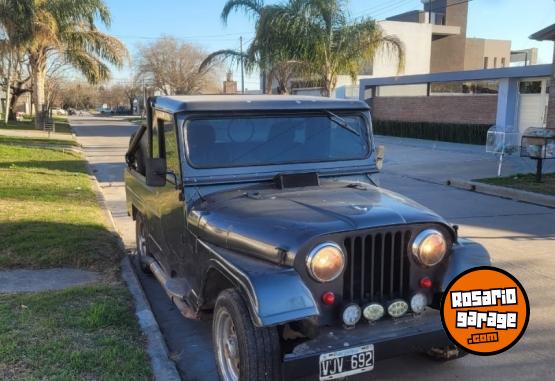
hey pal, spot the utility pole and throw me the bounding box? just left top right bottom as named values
left=240, top=36, right=245, bottom=94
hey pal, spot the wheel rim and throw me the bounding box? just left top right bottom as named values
left=214, top=308, right=240, bottom=381
left=137, top=220, right=147, bottom=258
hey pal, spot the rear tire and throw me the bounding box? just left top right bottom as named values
left=213, top=289, right=282, bottom=381
left=135, top=212, right=152, bottom=274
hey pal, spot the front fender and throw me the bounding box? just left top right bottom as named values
left=199, top=240, right=319, bottom=327
left=441, top=238, right=491, bottom=290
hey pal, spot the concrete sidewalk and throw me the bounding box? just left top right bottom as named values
left=376, top=135, right=555, bottom=182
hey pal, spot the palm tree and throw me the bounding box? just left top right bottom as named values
left=267, top=0, right=405, bottom=97
left=2, top=0, right=127, bottom=127
left=201, top=0, right=300, bottom=94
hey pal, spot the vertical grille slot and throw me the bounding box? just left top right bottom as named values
left=343, top=229, right=411, bottom=303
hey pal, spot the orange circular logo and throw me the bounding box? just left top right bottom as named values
left=441, top=267, right=529, bottom=356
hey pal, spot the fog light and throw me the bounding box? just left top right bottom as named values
left=363, top=303, right=385, bottom=322
left=410, top=293, right=428, bottom=314
left=387, top=300, right=409, bottom=318
left=342, top=304, right=362, bottom=326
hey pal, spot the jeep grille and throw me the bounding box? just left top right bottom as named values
left=343, top=229, right=412, bottom=303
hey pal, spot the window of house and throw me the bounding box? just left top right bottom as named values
left=493, top=57, right=497, bottom=68
left=519, top=81, right=542, bottom=94
left=160, top=119, right=180, bottom=181
left=501, top=57, right=506, bottom=67
left=483, top=57, right=489, bottom=69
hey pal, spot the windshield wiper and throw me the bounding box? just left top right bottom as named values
left=324, top=110, right=360, bottom=137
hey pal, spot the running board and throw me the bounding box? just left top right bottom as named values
left=142, top=256, right=199, bottom=320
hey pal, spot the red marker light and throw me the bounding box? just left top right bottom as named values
left=322, top=291, right=336, bottom=305
left=420, top=277, right=433, bottom=289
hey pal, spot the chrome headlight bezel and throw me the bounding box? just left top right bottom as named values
left=305, top=242, right=345, bottom=283
left=411, top=229, right=448, bottom=267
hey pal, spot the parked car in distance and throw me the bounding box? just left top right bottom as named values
left=51, top=107, right=67, bottom=116
left=124, top=95, right=491, bottom=381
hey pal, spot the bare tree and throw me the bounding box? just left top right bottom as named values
left=136, top=36, right=221, bottom=95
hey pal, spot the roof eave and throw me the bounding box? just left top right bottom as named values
left=530, top=23, right=555, bottom=41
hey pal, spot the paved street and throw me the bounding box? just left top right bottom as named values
left=71, top=116, right=555, bottom=381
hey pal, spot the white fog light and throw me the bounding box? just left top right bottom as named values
left=387, top=300, right=409, bottom=318
left=342, top=304, right=362, bottom=326
left=410, top=293, right=428, bottom=314
left=363, top=303, right=385, bottom=322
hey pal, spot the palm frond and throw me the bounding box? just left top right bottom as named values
left=221, top=0, right=264, bottom=24
left=198, top=49, right=247, bottom=73
left=64, top=48, right=110, bottom=83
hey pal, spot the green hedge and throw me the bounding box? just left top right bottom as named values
left=373, top=120, right=491, bottom=145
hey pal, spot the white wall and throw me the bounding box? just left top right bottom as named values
left=335, top=20, right=433, bottom=98
left=373, top=20, right=432, bottom=77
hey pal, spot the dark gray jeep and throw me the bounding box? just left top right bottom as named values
left=125, top=95, right=490, bottom=381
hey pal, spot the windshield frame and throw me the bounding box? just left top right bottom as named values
left=177, top=110, right=377, bottom=185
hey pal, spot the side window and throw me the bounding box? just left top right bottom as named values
left=162, top=119, right=181, bottom=181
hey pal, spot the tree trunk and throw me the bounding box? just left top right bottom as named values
left=4, top=51, right=13, bottom=125
left=30, top=54, right=47, bottom=129
left=8, top=92, right=20, bottom=121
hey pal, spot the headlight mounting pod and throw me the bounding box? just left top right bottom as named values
left=411, top=229, right=447, bottom=267
left=306, top=242, right=345, bottom=283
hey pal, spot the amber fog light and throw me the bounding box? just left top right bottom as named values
left=412, top=229, right=447, bottom=267
left=363, top=303, right=385, bottom=322
left=306, top=242, right=345, bottom=283
left=387, top=300, right=409, bottom=318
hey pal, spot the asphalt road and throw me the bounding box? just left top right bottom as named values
left=71, top=115, right=555, bottom=381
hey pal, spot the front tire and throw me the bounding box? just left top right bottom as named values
left=213, top=289, right=282, bottom=381
left=135, top=213, right=152, bottom=274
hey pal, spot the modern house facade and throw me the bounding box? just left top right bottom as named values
left=331, top=0, right=531, bottom=98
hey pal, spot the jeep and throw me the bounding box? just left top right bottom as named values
left=124, top=95, right=491, bottom=380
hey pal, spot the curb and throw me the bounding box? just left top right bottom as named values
left=73, top=123, right=181, bottom=381
left=447, top=178, right=555, bottom=209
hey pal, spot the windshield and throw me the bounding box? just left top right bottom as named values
left=185, top=113, right=370, bottom=168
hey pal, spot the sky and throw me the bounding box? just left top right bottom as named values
left=101, top=0, right=555, bottom=89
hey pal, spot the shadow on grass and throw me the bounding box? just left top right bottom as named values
left=0, top=159, right=88, bottom=174
left=0, top=221, right=123, bottom=272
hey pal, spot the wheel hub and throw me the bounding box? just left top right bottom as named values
left=215, top=309, right=240, bottom=381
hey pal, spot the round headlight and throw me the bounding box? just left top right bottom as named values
left=410, top=292, right=428, bottom=314
left=412, top=229, right=447, bottom=267
left=387, top=300, right=409, bottom=318
left=306, top=242, right=345, bottom=283
left=342, top=304, right=362, bottom=326
left=363, top=303, right=385, bottom=322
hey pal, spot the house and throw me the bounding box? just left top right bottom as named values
left=333, top=0, right=533, bottom=99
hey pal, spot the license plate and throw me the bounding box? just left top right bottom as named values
left=319, top=344, right=374, bottom=380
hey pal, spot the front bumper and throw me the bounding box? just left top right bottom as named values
left=283, top=309, right=450, bottom=380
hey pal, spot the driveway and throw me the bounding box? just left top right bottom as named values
left=71, top=116, right=555, bottom=381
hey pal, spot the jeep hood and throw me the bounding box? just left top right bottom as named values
left=187, top=181, right=448, bottom=266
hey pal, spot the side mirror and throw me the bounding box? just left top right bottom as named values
left=375, top=145, right=385, bottom=171
left=146, top=158, right=167, bottom=187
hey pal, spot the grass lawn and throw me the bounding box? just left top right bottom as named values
left=476, top=172, right=555, bottom=196
left=0, top=118, right=72, bottom=134
left=0, top=136, right=152, bottom=380
left=0, top=286, right=151, bottom=380
left=0, top=137, right=120, bottom=271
